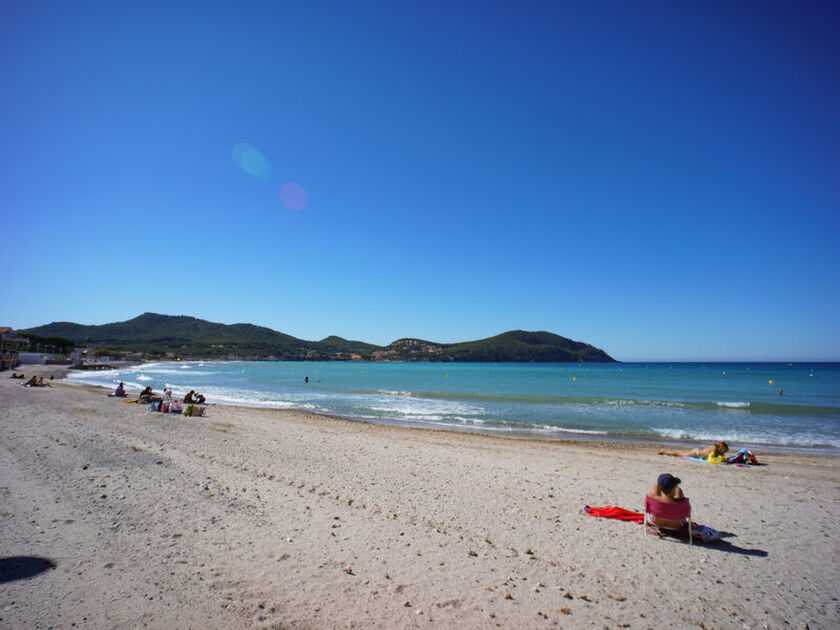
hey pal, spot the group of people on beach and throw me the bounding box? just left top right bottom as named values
left=32, top=369, right=730, bottom=542
left=113, top=383, right=206, bottom=406
left=184, top=390, right=206, bottom=404
left=13, top=373, right=53, bottom=387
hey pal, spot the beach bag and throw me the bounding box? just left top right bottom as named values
left=189, top=405, right=205, bottom=417
left=691, top=524, right=721, bottom=543
left=161, top=402, right=170, bottom=413
left=727, top=448, right=758, bottom=465
left=170, top=401, right=183, bottom=413
left=149, top=401, right=161, bottom=412
left=183, top=404, right=193, bottom=416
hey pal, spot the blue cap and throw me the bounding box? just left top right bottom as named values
left=657, top=473, right=681, bottom=491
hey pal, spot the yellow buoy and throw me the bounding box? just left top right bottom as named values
left=769, top=380, right=774, bottom=385
left=445, top=374, right=449, bottom=378
left=573, top=377, right=577, bottom=382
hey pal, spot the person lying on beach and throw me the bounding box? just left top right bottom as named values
left=9, top=372, right=24, bottom=379
left=110, top=382, right=126, bottom=397
left=659, top=441, right=728, bottom=459
left=646, top=473, right=688, bottom=533
left=25, top=376, right=38, bottom=386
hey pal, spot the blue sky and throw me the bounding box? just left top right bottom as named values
left=2, top=1, right=838, bottom=361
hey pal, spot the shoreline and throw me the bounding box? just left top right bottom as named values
left=10, top=361, right=840, bottom=461
left=58, top=365, right=840, bottom=456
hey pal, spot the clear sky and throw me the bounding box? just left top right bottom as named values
left=2, top=1, right=838, bottom=361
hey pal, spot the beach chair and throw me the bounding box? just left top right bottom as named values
left=643, top=495, right=692, bottom=545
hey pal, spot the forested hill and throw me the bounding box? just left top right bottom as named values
left=21, top=313, right=616, bottom=362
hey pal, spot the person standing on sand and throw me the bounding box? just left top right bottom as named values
left=659, top=441, right=728, bottom=459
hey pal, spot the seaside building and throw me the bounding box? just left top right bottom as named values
left=0, top=327, right=28, bottom=370
left=17, top=351, right=53, bottom=365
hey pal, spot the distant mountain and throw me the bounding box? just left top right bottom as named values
left=21, top=313, right=616, bottom=362
left=378, top=330, right=615, bottom=363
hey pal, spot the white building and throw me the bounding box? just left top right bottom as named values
left=17, top=352, right=52, bottom=365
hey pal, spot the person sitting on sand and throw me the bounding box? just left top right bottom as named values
left=112, top=382, right=126, bottom=397
left=39, top=376, right=51, bottom=387
left=25, top=376, right=39, bottom=386
left=659, top=441, right=728, bottom=459
left=185, top=390, right=207, bottom=404
left=646, top=473, right=688, bottom=533
left=138, top=386, right=155, bottom=404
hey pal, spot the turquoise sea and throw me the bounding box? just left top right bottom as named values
left=67, top=361, right=840, bottom=452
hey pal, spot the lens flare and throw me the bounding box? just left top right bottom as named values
left=232, top=143, right=272, bottom=181
left=280, top=182, right=309, bottom=211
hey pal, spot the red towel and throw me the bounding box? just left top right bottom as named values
left=583, top=505, right=644, bottom=523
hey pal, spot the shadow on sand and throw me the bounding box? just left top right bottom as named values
left=0, top=556, right=57, bottom=583
left=707, top=532, right=769, bottom=557
left=658, top=530, right=768, bottom=557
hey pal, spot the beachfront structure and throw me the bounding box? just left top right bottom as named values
left=17, top=351, right=53, bottom=365
left=0, top=327, right=28, bottom=370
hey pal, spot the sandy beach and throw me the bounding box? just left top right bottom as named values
left=1, top=366, right=838, bottom=629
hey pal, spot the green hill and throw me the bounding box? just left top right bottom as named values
left=21, top=313, right=616, bottom=362
left=379, top=330, right=615, bottom=362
